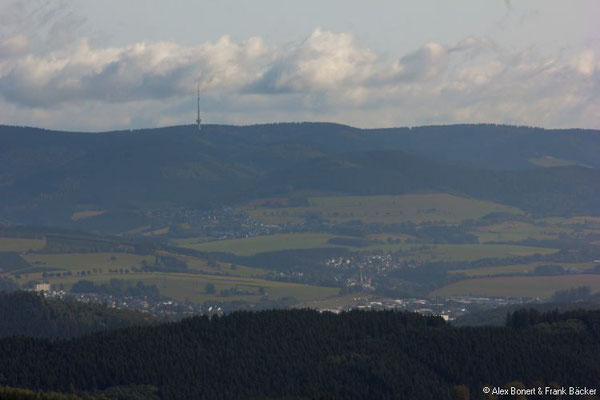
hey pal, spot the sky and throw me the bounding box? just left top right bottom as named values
left=0, top=0, right=598, bottom=131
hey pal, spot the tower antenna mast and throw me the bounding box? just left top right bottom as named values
left=196, top=84, right=202, bottom=131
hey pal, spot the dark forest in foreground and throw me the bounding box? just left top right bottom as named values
left=0, top=291, right=155, bottom=338
left=1, top=308, right=599, bottom=400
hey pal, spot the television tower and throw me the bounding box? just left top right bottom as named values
left=196, top=84, right=202, bottom=131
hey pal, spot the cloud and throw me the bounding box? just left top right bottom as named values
left=0, top=35, right=270, bottom=107
left=387, top=42, right=447, bottom=83
left=0, top=0, right=88, bottom=54
left=571, top=50, right=597, bottom=77
left=247, top=28, right=376, bottom=94
left=0, top=16, right=597, bottom=130
left=0, top=34, right=28, bottom=57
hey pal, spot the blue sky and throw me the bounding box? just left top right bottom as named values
left=0, top=0, right=598, bottom=131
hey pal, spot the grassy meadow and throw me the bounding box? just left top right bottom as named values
left=433, top=274, right=600, bottom=298
left=472, top=221, right=571, bottom=243
left=0, top=241, right=323, bottom=303
left=174, top=233, right=348, bottom=256
left=416, top=244, right=557, bottom=262
left=175, top=232, right=556, bottom=262
left=0, top=237, right=46, bottom=252
left=22, top=253, right=155, bottom=272
left=449, top=262, right=594, bottom=278
left=3, top=188, right=600, bottom=304
left=528, top=156, right=589, bottom=168
left=25, top=271, right=338, bottom=304
left=243, top=193, right=522, bottom=225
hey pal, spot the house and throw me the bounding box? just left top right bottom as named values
left=34, top=283, right=51, bottom=292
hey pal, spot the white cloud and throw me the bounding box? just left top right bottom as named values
left=0, top=17, right=597, bottom=130
left=0, top=35, right=271, bottom=107
left=247, top=28, right=377, bottom=93
left=571, top=50, right=596, bottom=77
left=0, top=34, right=28, bottom=57
left=391, top=42, right=447, bottom=82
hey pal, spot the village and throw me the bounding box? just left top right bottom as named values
left=33, top=283, right=530, bottom=323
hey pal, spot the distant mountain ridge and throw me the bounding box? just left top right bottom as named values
left=1, top=123, right=599, bottom=227
left=4, top=122, right=599, bottom=169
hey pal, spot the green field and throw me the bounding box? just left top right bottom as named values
left=244, top=193, right=523, bottom=225
left=174, top=233, right=347, bottom=256
left=539, top=216, right=600, bottom=229
left=472, top=221, right=571, bottom=243
left=416, top=244, right=557, bottom=262
left=449, top=262, right=594, bottom=277
left=10, top=249, right=335, bottom=304
left=23, top=252, right=155, bottom=272
left=35, top=271, right=339, bottom=303
left=0, top=237, right=46, bottom=252
left=355, top=243, right=556, bottom=261
left=433, top=274, right=600, bottom=298
left=15, top=251, right=268, bottom=281
left=528, top=156, right=589, bottom=168
left=180, top=254, right=267, bottom=277
left=175, top=232, right=557, bottom=262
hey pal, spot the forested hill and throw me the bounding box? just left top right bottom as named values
left=260, top=150, right=600, bottom=216
left=1, top=309, right=600, bottom=400
left=0, top=387, right=108, bottom=400
left=4, top=123, right=600, bottom=170
left=1, top=123, right=600, bottom=226
left=0, top=291, right=155, bottom=338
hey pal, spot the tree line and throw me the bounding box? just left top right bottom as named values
left=0, top=308, right=599, bottom=399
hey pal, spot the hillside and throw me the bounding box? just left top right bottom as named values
left=0, top=291, right=155, bottom=338
left=1, top=309, right=599, bottom=400
left=0, top=387, right=108, bottom=400
left=261, top=150, right=600, bottom=216
left=2, top=123, right=600, bottom=230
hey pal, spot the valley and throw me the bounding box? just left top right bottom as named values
left=1, top=123, right=600, bottom=319
left=3, top=3, right=599, bottom=398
